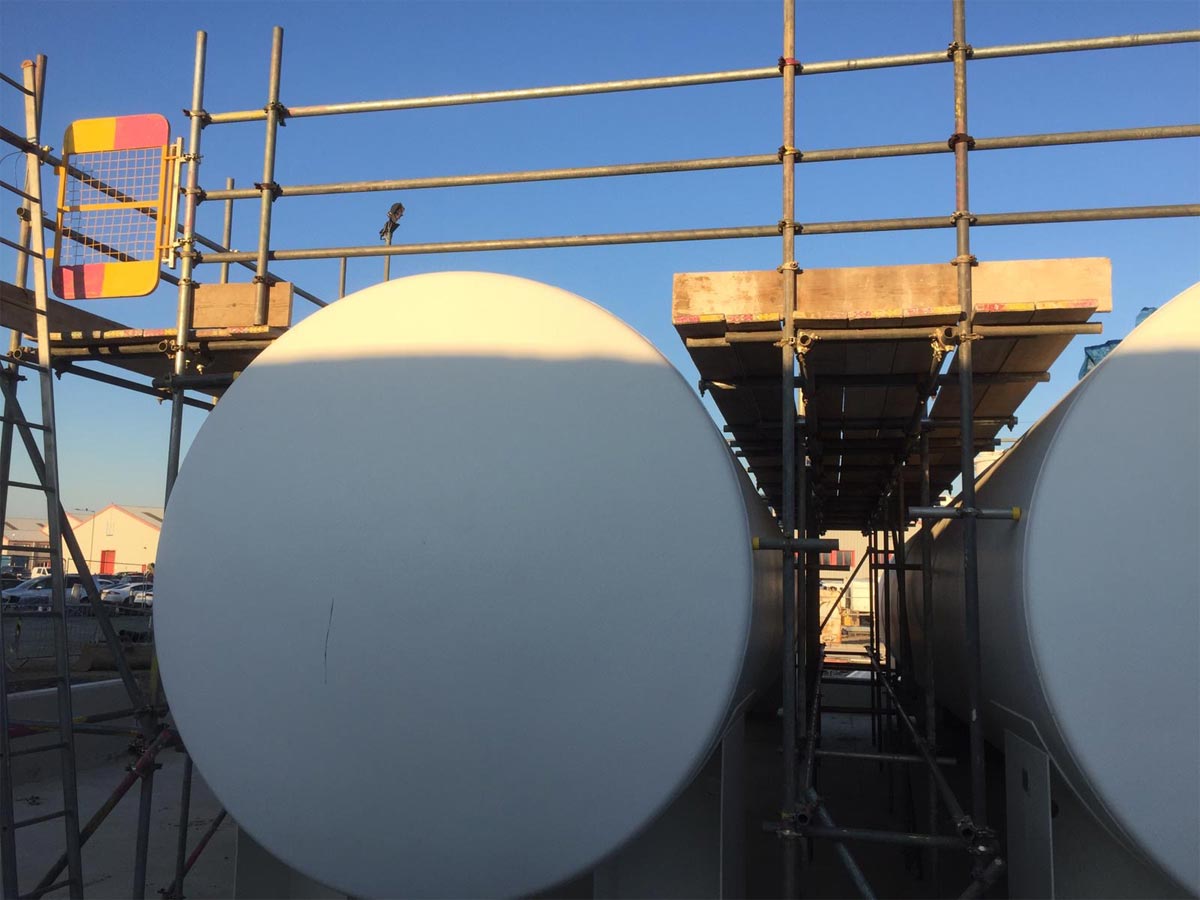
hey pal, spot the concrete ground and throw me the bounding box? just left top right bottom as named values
left=6, top=673, right=993, bottom=899
left=745, top=678, right=998, bottom=899
left=10, top=747, right=235, bottom=899
left=4, top=678, right=235, bottom=899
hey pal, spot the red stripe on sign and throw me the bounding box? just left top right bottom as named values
left=54, top=264, right=106, bottom=299
left=112, top=114, right=169, bottom=151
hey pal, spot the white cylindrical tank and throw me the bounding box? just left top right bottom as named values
left=155, top=272, right=782, bottom=899
left=900, top=283, right=1199, bottom=894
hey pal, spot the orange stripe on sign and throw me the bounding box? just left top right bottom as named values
left=113, top=114, right=169, bottom=151
left=53, top=264, right=105, bottom=300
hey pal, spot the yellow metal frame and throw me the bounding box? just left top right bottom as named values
left=51, top=114, right=178, bottom=300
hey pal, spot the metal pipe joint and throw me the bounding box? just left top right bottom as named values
left=908, top=506, right=1020, bottom=521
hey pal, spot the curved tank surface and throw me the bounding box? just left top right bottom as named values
left=155, top=272, right=782, bottom=898
left=899, top=282, right=1199, bottom=894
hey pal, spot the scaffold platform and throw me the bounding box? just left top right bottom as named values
left=673, top=257, right=1111, bottom=530
left=1, top=279, right=290, bottom=392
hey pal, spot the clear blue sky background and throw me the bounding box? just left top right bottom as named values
left=2, top=1, right=1198, bottom=518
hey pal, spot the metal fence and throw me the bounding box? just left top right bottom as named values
left=3, top=610, right=152, bottom=669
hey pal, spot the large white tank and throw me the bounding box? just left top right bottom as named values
left=900, top=283, right=1199, bottom=894
left=155, top=272, right=782, bottom=898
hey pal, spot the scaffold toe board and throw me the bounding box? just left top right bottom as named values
left=673, top=258, right=1111, bottom=528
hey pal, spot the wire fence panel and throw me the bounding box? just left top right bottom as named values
left=2, top=611, right=152, bottom=670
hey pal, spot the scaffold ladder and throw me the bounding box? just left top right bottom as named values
left=0, top=58, right=85, bottom=899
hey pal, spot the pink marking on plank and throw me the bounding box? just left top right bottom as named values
left=53, top=264, right=106, bottom=300
left=112, top=114, right=169, bottom=151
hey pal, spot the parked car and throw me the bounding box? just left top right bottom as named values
left=2, top=574, right=110, bottom=609
left=0, top=573, right=22, bottom=591
left=101, top=581, right=154, bottom=605
left=131, top=588, right=154, bottom=607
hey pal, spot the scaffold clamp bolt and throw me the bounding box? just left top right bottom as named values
left=947, top=41, right=975, bottom=59
left=255, top=181, right=283, bottom=199
left=948, top=132, right=976, bottom=150
left=777, top=144, right=801, bottom=161
left=264, top=100, right=289, bottom=124
left=778, top=56, right=802, bottom=72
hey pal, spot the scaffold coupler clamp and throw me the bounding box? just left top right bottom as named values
left=948, top=132, right=976, bottom=151
left=967, top=825, right=1000, bottom=861
left=264, top=100, right=289, bottom=126
left=777, top=144, right=801, bottom=162
left=762, top=808, right=802, bottom=840
left=778, top=56, right=802, bottom=73
left=777, top=259, right=800, bottom=274
left=255, top=180, right=283, bottom=199
left=929, top=328, right=953, bottom=364
left=946, top=41, right=974, bottom=59
left=183, top=107, right=211, bottom=127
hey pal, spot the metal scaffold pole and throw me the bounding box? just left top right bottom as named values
left=254, top=27, right=285, bottom=325
left=20, top=54, right=85, bottom=899
left=950, top=0, right=989, bottom=840
left=779, top=0, right=800, bottom=895
left=158, top=31, right=211, bottom=900
left=919, top=419, right=940, bottom=889
left=220, top=176, right=235, bottom=284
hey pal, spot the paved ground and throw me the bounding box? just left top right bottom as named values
left=8, top=747, right=235, bottom=899
left=6, top=672, right=995, bottom=899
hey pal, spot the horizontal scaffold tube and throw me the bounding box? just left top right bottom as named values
left=194, top=204, right=1200, bottom=264
left=200, top=124, right=1200, bottom=202
left=202, top=30, right=1200, bottom=124
left=205, top=66, right=783, bottom=124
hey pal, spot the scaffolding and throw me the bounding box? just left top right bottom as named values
left=0, top=2, right=1197, bottom=896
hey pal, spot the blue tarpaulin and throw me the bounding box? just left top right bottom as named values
left=1078, top=307, right=1157, bottom=379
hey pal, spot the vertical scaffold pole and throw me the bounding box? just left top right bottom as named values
left=805, top=479, right=820, bottom=706
left=882, top=521, right=895, bottom=812
left=868, top=530, right=879, bottom=750
left=167, top=31, right=207, bottom=500
left=22, top=55, right=85, bottom=899
left=895, top=478, right=913, bottom=681
left=220, top=177, right=235, bottom=284
left=951, top=0, right=988, bottom=831
left=148, top=31, right=208, bottom=900
left=779, top=1, right=799, bottom=895
left=253, top=26, right=284, bottom=325
left=920, top=421, right=940, bottom=887
left=0, top=57, right=45, bottom=888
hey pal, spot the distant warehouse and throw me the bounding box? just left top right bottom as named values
left=66, top=505, right=163, bottom=576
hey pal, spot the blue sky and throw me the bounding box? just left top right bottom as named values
left=2, top=1, right=1198, bottom=517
